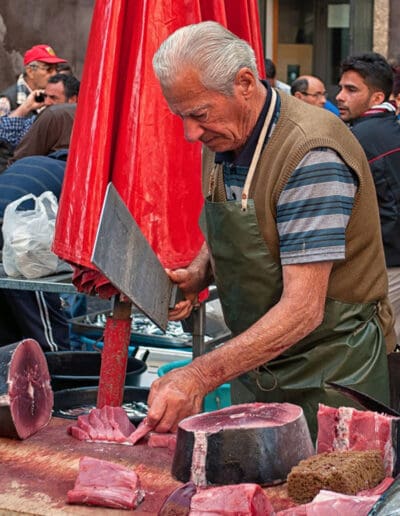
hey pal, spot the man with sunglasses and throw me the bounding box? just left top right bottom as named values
left=0, top=44, right=66, bottom=117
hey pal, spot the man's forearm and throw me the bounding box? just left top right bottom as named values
left=187, top=241, right=214, bottom=292
left=187, top=262, right=331, bottom=395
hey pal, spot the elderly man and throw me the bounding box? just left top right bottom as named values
left=147, top=21, right=393, bottom=438
left=0, top=44, right=66, bottom=116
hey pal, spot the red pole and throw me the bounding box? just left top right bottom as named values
left=97, top=297, right=132, bottom=407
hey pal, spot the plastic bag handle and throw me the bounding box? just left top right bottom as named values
left=4, top=193, right=37, bottom=213
left=38, top=191, right=58, bottom=216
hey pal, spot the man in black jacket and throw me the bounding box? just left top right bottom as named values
left=337, top=52, right=400, bottom=343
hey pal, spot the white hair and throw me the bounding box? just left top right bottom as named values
left=153, top=21, right=258, bottom=96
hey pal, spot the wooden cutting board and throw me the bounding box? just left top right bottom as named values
left=0, top=417, right=295, bottom=515
left=0, top=417, right=180, bottom=515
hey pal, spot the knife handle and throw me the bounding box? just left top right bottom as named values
left=169, top=283, right=185, bottom=309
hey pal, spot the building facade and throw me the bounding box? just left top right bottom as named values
left=259, top=0, right=400, bottom=100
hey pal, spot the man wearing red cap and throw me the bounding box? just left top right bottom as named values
left=0, top=44, right=66, bottom=117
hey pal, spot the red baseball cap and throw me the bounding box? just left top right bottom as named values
left=24, top=44, right=67, bottom=66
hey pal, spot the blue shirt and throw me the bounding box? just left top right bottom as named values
left=0, top=115, right=36, bottom=148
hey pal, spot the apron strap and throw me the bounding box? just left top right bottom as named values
left=242, top=88, right=277, bottom=211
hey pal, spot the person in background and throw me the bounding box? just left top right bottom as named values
left=336, top=52, right=400, bottom=343
left=0, top=44, right=66, bottom=117
left=0, top=74, right=79, bottom=165
left=11, top=75, right=80, bottom=161
left=0, top=74, right=79, bottom=354
left=265, top=58, right=291, bottom=95
left=56, top=62, right=74, bottom=76
left=145, top=21, right=393, bottom=439
left=291, top=74, right=339, bottom=115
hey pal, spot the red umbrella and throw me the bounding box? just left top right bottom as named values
left=53, top=0, right=265, bottom=406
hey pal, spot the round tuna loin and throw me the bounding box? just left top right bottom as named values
left=0, top=339, right=53, bottom=439
left=172, top=402, right=314, bottom=486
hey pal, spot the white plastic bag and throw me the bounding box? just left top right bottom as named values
left=2, top=191, right=71, bottom=279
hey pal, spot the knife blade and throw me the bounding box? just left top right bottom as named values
left=91, top=183, right=184, bottom=332
left=327, top=381, right=400, bottom=417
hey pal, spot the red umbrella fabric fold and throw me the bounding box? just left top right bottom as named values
left=53, top=0, right=264, bottom=297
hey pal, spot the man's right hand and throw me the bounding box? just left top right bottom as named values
left=10, top=90, right=45, bottom=117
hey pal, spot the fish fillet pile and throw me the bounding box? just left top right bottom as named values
left=67, top=405, right=176, bottom=449
left=67, top=406, right=152, bottom=445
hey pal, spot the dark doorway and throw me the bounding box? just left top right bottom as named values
left=276, top=0, right=373, bottom=106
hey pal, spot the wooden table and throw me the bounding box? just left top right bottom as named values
left=0, top=417, right=180, bottom=515
left=0, top=417, right=295, bottom=515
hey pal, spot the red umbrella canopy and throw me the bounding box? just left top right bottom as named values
left=53, top=0, right=265, bottom=295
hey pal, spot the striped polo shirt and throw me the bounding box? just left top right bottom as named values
left=215, top=84, right=358, bottom=265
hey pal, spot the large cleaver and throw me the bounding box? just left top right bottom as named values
left=91, top=183, right=182, bottom=332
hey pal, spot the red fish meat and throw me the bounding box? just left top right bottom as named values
left=0, top=339, right=53, bottom=439
left=67, top=456, right=144, bottom=509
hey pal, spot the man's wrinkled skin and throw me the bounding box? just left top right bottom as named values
left=146, top=66, right=333, bottom=433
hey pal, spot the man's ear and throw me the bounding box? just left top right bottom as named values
left=234, top=67, right=257, bottom=98
left=370, top=90, right=386, bottom=105
left=293, top=91, right=303, bottom=100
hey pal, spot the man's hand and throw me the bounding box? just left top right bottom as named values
left=10, top=90, right=45, bottom=117
left=167, top=242, right=213, bottom=321
left=167, top=268, right=200, bottom=320
left=146, top=365, right=207, bottom=432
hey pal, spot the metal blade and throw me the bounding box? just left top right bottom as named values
left=91, top=183, right=178, bottom=332
left=327, top=381, right=400, bottom=417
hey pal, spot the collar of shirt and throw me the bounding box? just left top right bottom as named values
left=361, top=101, right=397, bottom=117
left=215, top=80, right=274, bottom=167
left=16, top=73, right=32, bottom=106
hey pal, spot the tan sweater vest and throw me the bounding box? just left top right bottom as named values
left=202, top=91, right=394, bottom=349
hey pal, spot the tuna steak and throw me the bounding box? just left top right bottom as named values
left=316, top=404, right=400, bottom=476
left=67, top=456, right=144, bottom=509
left=0, top=339, right=53, bottom=439
left=190, top=483, right=275, bottom=515
left=172, top=402, right=314, bottom=486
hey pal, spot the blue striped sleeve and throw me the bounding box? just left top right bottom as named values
left=277, top=148, right=358, bottom=265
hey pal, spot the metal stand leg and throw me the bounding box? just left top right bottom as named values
left=192, top=302, right=206, bottom=358
left=97, top=296, right=132, bottom=407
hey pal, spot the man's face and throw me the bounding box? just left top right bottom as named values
left=336, top=70, right=376, bottom=122
left=28, top=62, right=57, bottom=89
left=161, top=68, right=253, bottom=153
left=43, top=81, right=67, bottom=106
left=299, top=78, right=327, bottom=108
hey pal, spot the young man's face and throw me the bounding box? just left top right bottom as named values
left=336, top=70, right=376, bottom=122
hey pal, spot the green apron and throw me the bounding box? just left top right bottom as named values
left=202, top=90, right=390, bottom=440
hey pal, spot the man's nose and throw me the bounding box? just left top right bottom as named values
left=183, top=118, right=204, bottom=142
